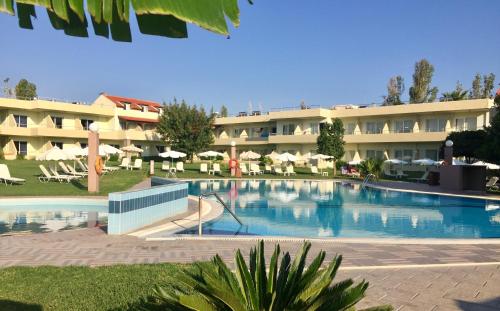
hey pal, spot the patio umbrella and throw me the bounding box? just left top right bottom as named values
left=472, top=161, right=500, bottom=170
left=311, top=154, right=333, bottom=174
left=36, top=146, right=75, bottom=171
left=198, top=150, right=224, bottom=169
left=100, top=144, right=123, bottom=155
left=265, top=151, right=280, bottom=161
left=121, top=144, right=144, bottom=159
left=82, top=146, right=106, bottom=157
left=412, top=158, right=438, bottom=165
left=384, top=159, right=408, bottom=165
left=240, top=150, right=261, bottom=168
left=277, top=152, right=297, bottom=162
left=65, top=146, right=86, bottom=170
left=159, top=150, right=187, bottom=168
left=348, top=160, right=362, bottom=165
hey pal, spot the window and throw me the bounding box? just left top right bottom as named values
left=81, top=119, right=94, bottom=130
left=52, top=142, right=63, bottom=149
left=425, top=149, right=438, bottom=161
left=14, top=141, right=27, bottom=156
left=51, top=116, right=63, bottom=129
left=123, top=102, right=131, bottom=110
left=120, top=120, right=127, bottom=130
left=366, top=150, right=383, bottom=159
left=282, top=124, right=296, bottom=135
left=346, top=123, right=356, bottom=135
left=365, top=121, right=383, bottom=134
left=233, top=128, right=243, bottom=138
left=156, top=145, right=165, bottom=153
left=14, top=115, right=27, bottom=128
left=310, top=123, right=319, bottom=135
left=455, top=117, right=477, bottom=131
left=142, top=105, right=148, bottom=112
left=425, top=119, right=446, bottom=132
left=394, top=149, right=413, bottom=160
left=394, top=120, right=413, bottom=133
left=80, top=143, right=88, bottom=149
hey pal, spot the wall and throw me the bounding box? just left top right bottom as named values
left=107, top=177, right=188, bottom=234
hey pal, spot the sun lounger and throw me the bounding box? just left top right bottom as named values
left=250, top=164, right=263, bottom=175
left=284, top=165, right=296, bottom=176
left=209, top=163, right=222, bottom=175
left=161, top=161, right=170, bottom=171
left=38, top=165, right=73, bottom=183
left=200, top=163, right=208, bottom=173
left=176, top=162, right=184, bottom=172
left=409, top=171, right=429, bottom=183
left=486, top=176, right=499, bottom=190
left=119, top=158, right=130, bottom=169
left=240, top=163, right=249, bottom=175
left=311, top=166, right=320, bottom=175
left=273, top=166, right=284, bottom=175
left=75, top=159, right=88, bottom=172
left=50, top=166, right=81, bottom=181
left=264, top=164, right=272, bottom=174
left=130, top=159, right=142, bottom=170
left=0, top=164, right=25, bottom=185
left=66, top=163, right=88, bottom=176
left=59, top=161, right=86, bottom=177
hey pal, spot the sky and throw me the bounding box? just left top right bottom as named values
left=1, top=0, right=499, bottom=113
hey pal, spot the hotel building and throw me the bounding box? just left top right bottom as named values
left=0, top=94, right=495, bottom=162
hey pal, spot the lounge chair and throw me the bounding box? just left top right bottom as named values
left=38, top=165, right=73, bottom=183
left=161, top=161, right=170, bottom=171
left=103, top=163, right=119, bottom=173
left=200, top=163, right=208, bottom=173
left=285, top=165, right=296, bottom=176
left=240, top=163, right=249, bottom=175
left=273, top=166, right=284, bottom=175
left=264, top=164, right=272, bottom=174
left=209, top=163, right=222, bottom=175
left=59, top=161, right=86, bottom=177
left=176, top=162, right=185, bottom=172
left=486, top=176, right=499, bottom=190
left=250, top=164, right=263, bottom=175
left=119, top=158, right=130, bottom=169
left=396, top=169, right=408, bottom=178
left=76, top=159, right=88, bottom=172
left=0, top=164, right=25, bottom=185
left=67, top=163, right=89, bottom=176
left=311, top=166, right=320, bottom=175
left=130, top=159, right=142, bottom=170
left=409, top=171, right=429, bottom=183
left=50, top=167, right=81, bottom=181
left=347, top=169, right=361, bottom=178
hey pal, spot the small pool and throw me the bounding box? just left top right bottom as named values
left=0, top=199, right=108, bottom=234
left=182, top=180, right=500, bottom=239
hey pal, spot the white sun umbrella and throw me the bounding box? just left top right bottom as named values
left=311, top=154, right=333, bottom=173
left=277, top=152, right=297, bottom=163
left=65, top=146, right=86, bottom=157
left=472, top=161, right=500, bottom=170
left=412, top=158, right=438, bottom=166
left=348, top=159, right=362, bottom=165
left=159, top=150, right=187, bottom=168
left=198, top=150, right=224, bottom=169
left=121, top=144, right=144, bottom=159
left=36, top=146, right=75, bottom=171
left=384, top=159, right=408, bottom=165
left=240, top=150, right=261, bottom=168
left=100, top=144, right=123, bottom=155
left=82, top=146, right=106, bottom=156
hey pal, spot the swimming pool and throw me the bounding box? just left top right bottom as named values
left=0, top=199, right=108, bottom=234
left=183, top=180, right=500, bottom=239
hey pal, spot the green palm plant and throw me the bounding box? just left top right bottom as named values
left=358, top=158, right=384, bottom=179
left=152, top=241, right=392, bottom=310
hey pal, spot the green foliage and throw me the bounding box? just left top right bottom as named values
left=152, top=240, right=392, bottom=311
left=383, top=75, right=405, bottom=105
left=317, top=118, right=345, bottom=175
left=359, top=158, right=384, bottom=179
left=260, top=155, right=273, bottom=166
left=440, top=81, right=468, bottom=102
left=409, top=59, right=438, bottom=103
left=469, top=73, right=496, bottom=99
left=15, top=78, right=37, bottom=100
left=1, top=0, right=250, bottom=42
left=156, top=99, right=215, bottom=161
left=220, top=105, right=229, bottom=117
left=108, top=153, right=119, bottom=162
left=441, top=131, right=487, bottom=163
left=477, top=94, right=500, bottom=164
left=336, top=160, right=347, bottom=170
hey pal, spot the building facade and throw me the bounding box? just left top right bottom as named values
left=0, top=94, right=163, bottom=159
left=212, top=99, right=495, bottom=162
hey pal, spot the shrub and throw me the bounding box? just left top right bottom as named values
left=108, top=154, right=119, bottom=162
left=260, top=155, right=273, bottom=166
left=359, top=158, right=384, bottom=179
left=151, top=241, right=392, bottom=310
left=336, top=160, right=347, bottom=170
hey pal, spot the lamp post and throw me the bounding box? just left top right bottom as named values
left=88, top=122, right=100, bottom=193
left=444, top=140, right=453, bottom=165
left=230, top=141, right=236, bottom=177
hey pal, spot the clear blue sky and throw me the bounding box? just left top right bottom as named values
left=1, top=0, right=499, bottom=113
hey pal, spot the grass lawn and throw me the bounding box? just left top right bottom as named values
left=0, top=264, right=189, bottom=311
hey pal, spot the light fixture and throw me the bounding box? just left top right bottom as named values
left=231, top=141, right=236, bottom=147
left=89, top=122, right=100, bottom=133
left=445, top=140, right=453, bottom=147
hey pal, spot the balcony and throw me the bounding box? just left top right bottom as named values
left=344, top=131, right=448, bottom=144
left=213, top=136, right=269, bottom=146
left=268, top=134, right=318, bottom=144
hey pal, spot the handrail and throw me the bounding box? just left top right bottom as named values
left=361, top=174, right=375, bottom=188
left=198, top=192, right=243, bottom=236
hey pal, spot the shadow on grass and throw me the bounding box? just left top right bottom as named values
left=0, top=300, right=42, bottom=311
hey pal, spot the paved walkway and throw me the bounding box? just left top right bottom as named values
left=1, top=228, right=500, bottom=310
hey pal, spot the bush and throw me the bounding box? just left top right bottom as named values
left=336, top=160, right=347, bottom=170
left=108, top=154, right=119, bottom=162
left=359, top=158, right=384, bottom=179
left=151, top=241, right=392, bottom=310
left=260, top=155, right=273, bottom=166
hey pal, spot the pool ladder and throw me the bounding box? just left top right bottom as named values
left=198, top=192, right=243, bottom=236
left=361, top=174, right=376, bottom=188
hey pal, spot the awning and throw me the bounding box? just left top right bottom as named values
left=119, top=116, right=159, bottom=123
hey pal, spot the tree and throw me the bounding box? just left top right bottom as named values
left=317, top=118, right=345, bottom=176
left=15, top=79, right=37, bottom=100
left=409, top=59, right=439, bottom=103
left=440, top=81, right=468, bottom=102
left=0, top=0, right=251, bottom=42
left=156, top=99, right=215, bottom=161
left=469, top=73, right=496, bottom=99
left=441, top=131, right=487, bottom=163
left=477, top=91, right=500, bottom=163
left=383, top=75, right=405, bottom=105
left=220, top=105, right=228, bottom=117
left=152, top=241, right=391, bottom=311
left=2, top=77, right=14, bottom=97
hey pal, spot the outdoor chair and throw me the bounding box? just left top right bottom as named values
left=59, top=161, right=86, bottom=177
left=486, top=176, right=499, bottom=190
left=50, top=166, right=81, bottom=181
left=161, top=161, right=170, bottom=171
left=273, top=166, right=284, bottom=175
left=311, top=166, right=320, bottom=175
left=285, top=165, right=296, bottom=176
left=250, top=163, right=263, bottom=175
left=209, top=163, right=222, bottom=175
left=38, top=165, right=72, bottom=183
left=409, top=171, right=429, bottom=183
left=240, top=163, right=249, bottom=175
left=75, top=159, right=88, bottom=172
left=67, top=164, right=89, bottom=176
left=130, top=159, right=142, bottom=170
left=176, top=162, right=185, bottom=172
left=200, top=163, right=208, bottom=173
left=0, top=164, right=25, bottom=185
left=119, top=158, right=130, bottom=169
left=264, top=164, right=272, bottom=173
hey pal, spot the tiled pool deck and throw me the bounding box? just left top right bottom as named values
left=0, top=228, right=499, bottom=310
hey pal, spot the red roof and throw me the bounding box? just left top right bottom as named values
left=103, top=94, right=161, bottom=112
left=119, top=116, right=159, bottom=123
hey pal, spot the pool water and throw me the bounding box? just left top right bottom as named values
left=0, top=199, right=108, bottom=234
left=183, top=180, right=500, bottom=239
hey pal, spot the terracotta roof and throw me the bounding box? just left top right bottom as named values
left=103, top=94, right=161, bottom=112
left=119, top=116, right=159, bottom=123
